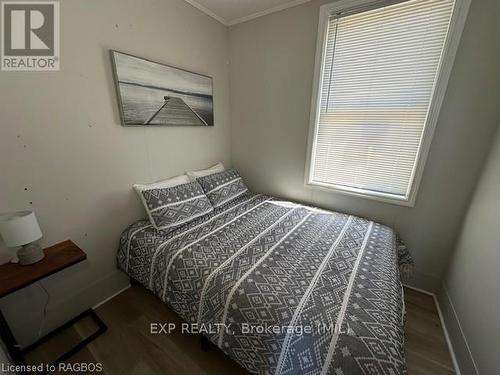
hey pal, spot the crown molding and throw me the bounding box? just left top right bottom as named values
left=227, top=0, right=312, bottom=25
left=182, top=0, right=229, bottom=26
left=183, top=0, right=312, bottom=27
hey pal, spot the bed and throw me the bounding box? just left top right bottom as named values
left=118, top=192, right=409, bottom=374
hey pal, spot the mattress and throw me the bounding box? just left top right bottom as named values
left=118, top=192, right=408, bottom=374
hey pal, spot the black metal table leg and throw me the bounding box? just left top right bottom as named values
left=0, top=309, right=24, bottom=364
left=0, top=308, right=106, bottom=374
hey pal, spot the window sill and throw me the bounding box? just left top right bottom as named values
left=305, top=180, right=415, bottom=207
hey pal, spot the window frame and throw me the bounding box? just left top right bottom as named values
left=304, top=0, right=471, bottom=207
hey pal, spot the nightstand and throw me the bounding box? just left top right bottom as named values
left=0, top=240, right=107, bottom=370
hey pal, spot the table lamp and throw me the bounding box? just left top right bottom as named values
left=0, top=210, right=44, bottom=265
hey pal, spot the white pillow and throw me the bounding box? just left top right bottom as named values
left=186, top=162, right=225, bottom=181
left=133, top=174, right=190, bottom=193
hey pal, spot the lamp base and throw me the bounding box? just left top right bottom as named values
left=17, top=243, right=45, bottom=265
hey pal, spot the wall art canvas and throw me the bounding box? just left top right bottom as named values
left=110, top=50, right=214, bottom=126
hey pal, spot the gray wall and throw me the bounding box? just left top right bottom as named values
left=0, top=0, right=231, bottom=346
left=228, top=0, right=500, bottom=289
left=441, top=126, right=500, bottom=375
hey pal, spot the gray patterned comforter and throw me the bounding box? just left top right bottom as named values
left=118, top=193, right=407, bottom=374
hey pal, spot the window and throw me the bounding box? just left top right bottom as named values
left=306, top=0, right=470, bottom=206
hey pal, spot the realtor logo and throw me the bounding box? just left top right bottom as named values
left=1, top=1, right=59, bottom=70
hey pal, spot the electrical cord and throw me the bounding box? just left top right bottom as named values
left=37, top=281, right=50, bottom=338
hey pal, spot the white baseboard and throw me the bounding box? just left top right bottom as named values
left=402, top=283, right=434, bottom=296
left=93, top=283, right=131, bottom=309
left=403, top=268, right=442, bottom=294
left=432, top=289, right=463, bottom=375
left=437, top=285, right=479, bottom=375
left=404, top=283, right=477, bottom=375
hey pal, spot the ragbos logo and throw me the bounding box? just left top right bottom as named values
left=1, top=1, right=59, bottom=70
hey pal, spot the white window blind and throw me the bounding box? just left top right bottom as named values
left=309, top=0, right=456, bottom=201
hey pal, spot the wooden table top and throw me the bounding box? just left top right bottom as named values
left=0, top=240, right=86, bottom=298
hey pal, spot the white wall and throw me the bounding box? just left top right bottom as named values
left=0, top=0, right=231, bottom=346
left=441, top=125, right=500, bottom=375
left=228, top=0, right=500, bottom=288
left=1, top=0, right=498, bottom=359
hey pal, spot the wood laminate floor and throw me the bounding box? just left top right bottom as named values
left=26, top=286, right=455, bottom=374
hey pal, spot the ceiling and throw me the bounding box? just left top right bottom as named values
left=183, top=0, right=311, bottom=26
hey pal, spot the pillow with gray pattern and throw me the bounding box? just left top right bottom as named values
left=139, top=180, right=213, bottom=230
left=196, top=169, right=249, bottom=208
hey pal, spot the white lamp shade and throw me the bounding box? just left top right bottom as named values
left=0, top=210, right=42, bottom=247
